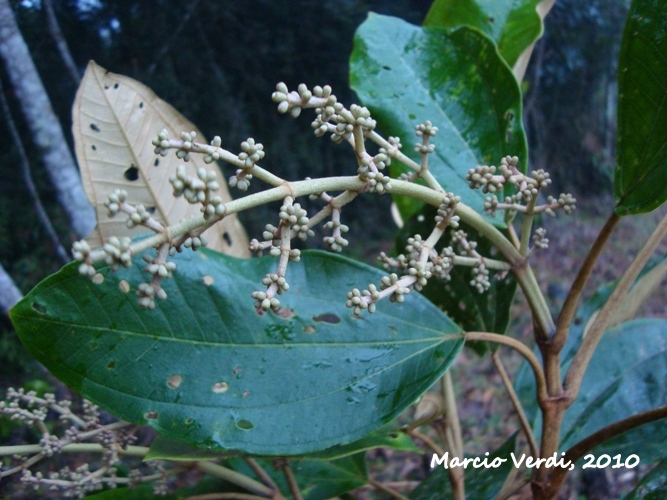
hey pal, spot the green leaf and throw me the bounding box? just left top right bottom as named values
left=516, top=318, right=667, bottom=462
left=615, top=0, right=667, bottom=215
left=409, top=432, right=518, bottom=499
left=560, top=319, right=667, bottom=461
left=145, top=422, right=419, bottom=462
left=229, top=453, right=369, bottom=500
left=397, top=206, right=517, bottom=355
left=625, top=457, right=667, bottom=499
left=144, top=434, right=240, bottom=462
left=10, top=249, right=463, bottom=456
left=350, top=14, right=527, bottom=223
left=305, top=423, right=420, bottom=461
left=424, top=0, right=547, bottom=69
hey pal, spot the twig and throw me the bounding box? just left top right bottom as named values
left=547, top=405, right=667, bottom=495
left=491, top=351, right=539, bottom=458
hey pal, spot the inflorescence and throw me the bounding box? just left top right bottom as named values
left=70, top=82, right=575, bottom=316
left=0, top=388, right=175, bottom=498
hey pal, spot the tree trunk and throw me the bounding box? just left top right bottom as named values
left=0, top=0, right=95, bottom=239
left=0, top=264, right=21, bottom=314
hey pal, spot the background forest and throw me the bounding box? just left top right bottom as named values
left=0, top=0, right=650, bottom=497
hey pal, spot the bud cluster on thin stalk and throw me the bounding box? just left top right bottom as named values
left=0, top=388, right=176, bottom=498
left=70, top=82, right=571, bottom=317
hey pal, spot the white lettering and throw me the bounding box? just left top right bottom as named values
left=430, top=452, right=449, bottom=468
left=511, top=453, right=526, bottom=468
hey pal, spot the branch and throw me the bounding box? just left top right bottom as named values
left=547, top=406, right=667, bottom=493
left=465, top=332, right=547, bottom=403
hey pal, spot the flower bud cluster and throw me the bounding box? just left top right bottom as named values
left=346, top=285, right=380, bottom=315
left=380, top=136, right=402, bottom=167
left=251, top=289, right=281, bottom=312
left=203, top=135, right=223, bottom=164
left=229, top=138, right=265, bottom=191
left=250, top=198, right=311, bottom=312
left=365, top=171, right=391, bottom=194
left=414, top=121, right=437, bottom=151
left=546, top=193, right=577, bottom=216
left=126, top=204, right=152, bottom=228
left=381, top=273, right=412, bottom=303
left=102, top=236, right=132, bottom=271
left=104, top=189, right=127, bottom=216
left=430, top=247, right=455, bottom=281
left=273, top=82, right=376, bottom=144
left=466, top=164, right=506, bottom=193
left=471, top=261, right=491, bottom=293
left=0, top=388, right=49, bottom=425
left=152, top=129, right=199, bottom=161
left=280, top=202, right=313, bottom=243
left=272, top=82, right=317, bottom=118
left=323, top=218, right=349, bottom=252
left=435, top=193, right=461, bottom=228
left=136, top=282, right=166, bottom=309
left=451, top=230, right=475, bottom=255
left=170, top=165, right=224, bottom=219
left=73, top=240, right=95, bottom=277
left=151, top=128, right=172, bottom=157
left=532, top=227, right=549, bottom=249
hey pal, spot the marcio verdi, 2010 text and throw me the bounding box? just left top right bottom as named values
left=430, top=452, right=575, bottom=471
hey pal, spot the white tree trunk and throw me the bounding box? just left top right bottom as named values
left=0, top=0, right=95, bottom=239
left=0, top=264, right=22, bottom=314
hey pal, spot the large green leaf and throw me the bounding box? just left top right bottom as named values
left=615, top=0, right=667, bottom=215
left=424, top=0, right=547, bottom=69
left=409, top=432, right=518, bottom=499
left=10, top=249, right=463, bottom=455
left=350, top=14, right=527, bottom=223
left=559, top=319, right=667, bottom=460
left=397, top=206, right=517, bottom=355
left=145, top=422, right=419, bottom=462
left=625, top=457, right=667, bottom=499
left=517, top=318, right=667, bottom=462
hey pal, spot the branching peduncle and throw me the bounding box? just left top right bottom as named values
left=72, top=82, right=573, bottom=391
